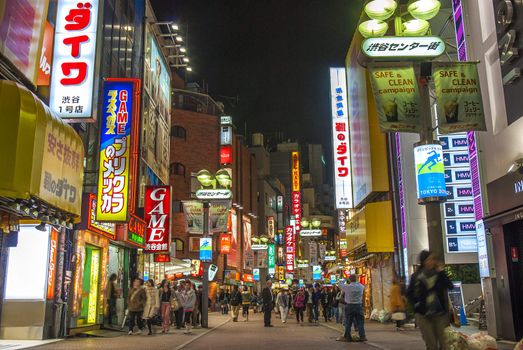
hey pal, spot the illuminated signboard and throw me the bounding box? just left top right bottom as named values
left=144, top=186, right=171, bottom=253
left=278, top=265, right=285, bottom=282
left=362, top=36, right=445, bottom=59
left=324, top=256, right=336, bottom=261
left=220, top=145, right=232, bottom=164
left=292, top=192, right=301, bottom=232
left=285, top=225, right=295, bottom=273
left=268, top=243, right=276, bottom=275
left=300, top=229, right=322, bottom=237
left=195, top=189, right=232, bottom=200
left=200, top=238, right=212, bottom=262
left=220, top=126, right=232, bottom=145
left=267, top=216, right=275, bottom=239
left=251, top=244, right=268, bottom=250
left=220, top=233, right=231, bottom=254
left=87, top=194, right=116, bottom=239
left=329, top=68, right=353, bottom=209
left=414, top=144, right=447, bottom=203
left=154, top=254, right=170, bottom=263
left=50, top=0, right=100, bottom=120
left=253, top=268, right=260, bottom=281
left=476, top=220, right=490, bottom=278
left=96, top=79, right=139, bottom=221
left=312, top=265, right=322, bottom=280
left=339, top=239, right=348, bottom=258
left=292, top=152, right=300, bottom=191
left=447, top=236, right=478, bottom=253
left=128, top=214, right=145, bottom=246
left=220, top=116, right=232, bottom=125
left=47, top=228, right=58, bottom=300
left=243, top=274, right=254, bottom=283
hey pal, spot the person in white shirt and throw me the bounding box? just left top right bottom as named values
left=337, top=275, right=367, bottom=342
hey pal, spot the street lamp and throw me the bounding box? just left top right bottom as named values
left=215, top=169, right=232, bottom=189
left=186, top=67, right=192, bottom=72
left=196, top=169, right=214, bottom=188
left=183, top=57, right=190, bottom=63
left=402, top=19, right=430, bottom=36
left=408, top=0, right=441, bottom=20
left=176, top=35, right=183, bottom=42
left=364, top=0, right=397, bottom=21
left=358, top=20, right=389, bottom=38
left=311, top=218, right=321, bottom=228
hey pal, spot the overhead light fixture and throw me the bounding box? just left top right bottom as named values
left=171, top=23, right=179, bottom=30
left=183, top=57, right=190, bottom=63
left=176, top=35, right=183, bottom=42
left=402, top=19, right=430, bottom=36
left=180, top=47, right=186, bottom=53
left=358, top=20, right=389, bottom=38
left=186, top=67, right=192, bottom=72
left=507, top=158, right=523, bottom=173
left=38, top=214, right=50, bottom=222
left=35, top=222, right=47, bottom=232
left=408, top=0, right=441, bottom=20
left=364, top=0, right=397, bottom=21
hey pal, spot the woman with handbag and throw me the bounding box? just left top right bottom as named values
left=389, top=276, right=407, bottom=330
left=159, top=281, right=174, bottom=333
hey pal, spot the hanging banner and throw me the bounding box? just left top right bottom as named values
left=312, top=265, right=322, bottom=281
left=219, top=233, right=231, bottom=254
left=182, top=200, right=230, bottom=234
left=253, top=268, right=260, bottom=281
left=96, top=79, right=139, bottom=222
left=199, top=238, right=212, bottom=262
left=267, top=216, right=275, bottom=239
left=267, top=243, right=276, bottom=275
left=144, top=186, right=171, bottom=253
left=433, top=62, right=486, bottom=134
left=414, top=144, right=447, bottom=203
left=368, top=65, right=421, bottom=133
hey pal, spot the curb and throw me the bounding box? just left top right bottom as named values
left=174, top=318, right=231, bottom=350
left=319, top=322, right=389, bottom=350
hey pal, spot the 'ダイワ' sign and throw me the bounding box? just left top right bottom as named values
left=362, top=36, right=445, bottom=60
left=414, top=144, right=447, bottom=203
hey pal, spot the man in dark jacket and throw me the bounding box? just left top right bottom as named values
left=261, top=280, right=274, bottom=327
left=311, top=284, right=322, bottom=322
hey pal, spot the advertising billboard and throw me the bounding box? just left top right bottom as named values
left=37, top=21, right=54, bottom=86
left=142, top=25, right=171, bottom=184
left=96, top=79, right=139, bottom=221
left=285, top=225, right=295, bottom=274
left=292, top=151, right=300, bottom=192
left=220, top=233, right=231, bottom=254
left=414, top=144, right=447, bottom=203
left=267, top=243, right=275, bottom=275
left=50, top=0, right=99, bottom=120
left=144, top=186, right=171, bottom=253
left=330, top=67, right=353, bottom=209
left=243, top=217, right=254, bottom=269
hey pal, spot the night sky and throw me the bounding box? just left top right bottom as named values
left=152, top=0, right=363, bottom=146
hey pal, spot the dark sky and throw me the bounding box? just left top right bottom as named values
left=151, top=0, right=363, bottom=146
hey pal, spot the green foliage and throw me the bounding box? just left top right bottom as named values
left=444, top=264, right=480, bottom=284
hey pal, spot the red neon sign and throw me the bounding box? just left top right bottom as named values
left=285, top=225, right=295, bottom=273
left=220, top=145, right=232, bottom=164
left=220, top=233, right=231, bottom=254
left=144, top=186, right=171, bottom=253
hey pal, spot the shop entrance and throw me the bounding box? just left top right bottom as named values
left=504, top=220, right=523, bottom=339
left=79, top=245, right=101, bottom=325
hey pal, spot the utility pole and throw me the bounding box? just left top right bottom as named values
left=201, top=201, right=210, bottom=328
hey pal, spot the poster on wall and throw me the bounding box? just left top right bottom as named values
left=229, top=211, right=238, bottom=268
left=0, top=0, right=48, bottom=85
left=142, top=25, right=170, bottom=184
left=50, top=0, right=100, bottom=120
left=182, top=200, right=231, bottom=234
left=433, top=62, right=486, bottom=134
left=368, top=64, right=421, bottom=133
left=144, top=186, right=171, bottom=253
left=37, top=21, right=54, bottom=86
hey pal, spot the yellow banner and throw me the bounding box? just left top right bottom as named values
left=292, top=151, right=300, bottom=191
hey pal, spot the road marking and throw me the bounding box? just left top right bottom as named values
left=174, top=318, right=231, bottom=350
left=319, top=322, right=389, bottom=350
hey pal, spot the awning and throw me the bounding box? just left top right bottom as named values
left=164, top=258, right=193, bottom=275
left=0, top=80, right=84, bottom=216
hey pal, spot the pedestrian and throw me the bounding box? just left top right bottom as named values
left=159, top=280, right=173, bottom=333
left=251, top=291, right=259, bottom=313
left=336, top=288, right=346, bottom=324
left=230, top=285, right=242, bottom=322
left=337, top=275, right=367, bottom=342
left=174, top=283, right=184, bottom=329
left=106, top=273, right=118, bottom=327
left=311, top=284, right=322, bottom=323
left=306, top=286, right=314, bottom=322
left=142, top=279, right=160, bottom=335
left=192, top=284, right=200, bottom=328
left=241, top=286, right=251, bottom=321
left=262, top=280, right=274, bottom=327
left=407, top=251, right=454, bottom=350
left=293, top=288, right=306, bottom=323
left=127, top=278, right=146, bottom=335
left=276, top=289, right=289, bottom=323
left=390, top=275, right=407, bottom=331
left=180, top=280, right=197, bottom=334
left=220, top=289, right=230, bottom=315
left=195, top=285, right=204, bottom=327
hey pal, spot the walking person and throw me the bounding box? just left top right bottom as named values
left=106, top=273, right=119, bottom=327
left=192, top=284, right=201, bottom=328
left=306, top=287, right=314, bottom=323
left=143, top=279, right=160, bottom=335
left=311, top=284, right=322, bottom=323
left=180, top=280, right=197, bottom=335
left=262, top=280, right=274, bottom=327
left=407, top=251, right=454, bottom=350
left=331, top=286, right=340, bottom=323
left=174, top=283, right=184, bottom=329
left=293, top=288, right=306, bottom=323
left=337, top=275, right=367, bottom=342
left=219, top=290, right=230, bottom=315
left=127, top=278, right=146, bottom=335
left=276, top=289, right=289, bottom=323
left=159, top=280, right=174, bottom=333
left=230, top=285, right=242, bottom=322
left=241, top=286, right=251, bottom=321
left=336, top=288, right=346, bottom=324
left=390, top=276, right=407, bottom=331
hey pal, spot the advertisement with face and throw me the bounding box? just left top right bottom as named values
left=142, top=25, right=170, bottom=184
left=243, top=216, right=254, bottom=269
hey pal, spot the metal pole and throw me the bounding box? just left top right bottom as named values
left=418, top=63, right=445, bottom=262
left=202, top=201, right=210, bottom=328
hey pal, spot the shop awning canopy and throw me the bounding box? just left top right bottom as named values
left=0, top=80, right=84, bottom=218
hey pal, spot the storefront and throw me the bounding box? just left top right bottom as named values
left=346, top=201, right=394, bottom=317
left=484, top=169, right=523, bottom=340
left=0, top=80, right=84, bottom=339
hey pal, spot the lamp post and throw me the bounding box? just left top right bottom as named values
left=201, top=201, right=210, bottom=328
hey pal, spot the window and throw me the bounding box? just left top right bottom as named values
left=173, top=239, right=184, bottom=252
left=170, top=162, right=185, bottom=176
left=171, top=125, right=186, bottom=139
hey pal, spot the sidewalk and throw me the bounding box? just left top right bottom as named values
left=319, top=319, right=516, bottom=350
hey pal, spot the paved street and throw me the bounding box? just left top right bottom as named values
left=29, top=311, right=517, bottom=350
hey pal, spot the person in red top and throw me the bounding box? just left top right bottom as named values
left=293, top=288, right=306, bottom=323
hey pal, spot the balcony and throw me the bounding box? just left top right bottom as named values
left=172, top=89, right=224, bottom=116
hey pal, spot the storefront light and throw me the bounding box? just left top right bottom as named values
left=402, top=19, right=430, bottom=36
left=408, top=0, right=441, bottom=20
left=364, top=0, right=397, bottom=21
left=358, top=20, right=389, bottom=38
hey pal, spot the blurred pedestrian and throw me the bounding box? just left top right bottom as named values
left=336, top=288, right=346, bottom=324
left=390, top=275, right=407, bottom=331
left=262, top=280, right=274, bottom=327
left=311, top=284, right=322, bottom=323
left=219, top=289, right=230, bottom=315
left=407, top=251, right=454, bottom=350
left=127, top=278, right=146, bottom=335
left=106, top=273, right=118, bottom=327
left=143, top=279, right=160, bottom=335
left=306, top=287, right=314, bottom=322
left=159, top=280, right=173, bottom=333
left=293, top=288, right=306, bottom=323
left=230, top=285, right=242, bottom=322
left=337, top=275, right=367, bottom=342
left=241, top=286, right=252, bottom=321
left=180, top=280, right=196, bottom=334
left=276, top=289, right=289, bottom=323
left=174, top=283, right=184, bottom=329
left=332, top=286, right=340, bottom=323
left=251, top=291, right=259, bottom=313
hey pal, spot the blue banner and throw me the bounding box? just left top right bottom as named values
left=414, top=144, right=447, bottom=202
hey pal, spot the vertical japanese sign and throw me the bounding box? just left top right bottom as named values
left=267, top=216, right=275, bottom=239
left=292, top=192, right=301, bottom=232
left=339, top=239, right=347, bottom=258
left=267, top=243, right=276, bottom=275
left=292, top=151, right=300, bottom=192
left=368, top=65, right=421, bottom=132
left=433, top=62, right=486, bottom=134
left=291, top=151, right=301, bottom=233
left=144, top=186, right=171, bottom=253
left=219, top=233, right=231, bottom=254
left=414, top=144, right=447, bottom=203
left=285, top=225, right=295, bottom=274
left=200, top=238, right=212, bottom=262
left=50, top=0, right=99, bottom=120
left=37, top=21, right=55, bottom=86
left=330, top=68, right=353, bottom=209
left=96, top=80, right=137, bottom=221
left=47, top=227, right=58, bottom=300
